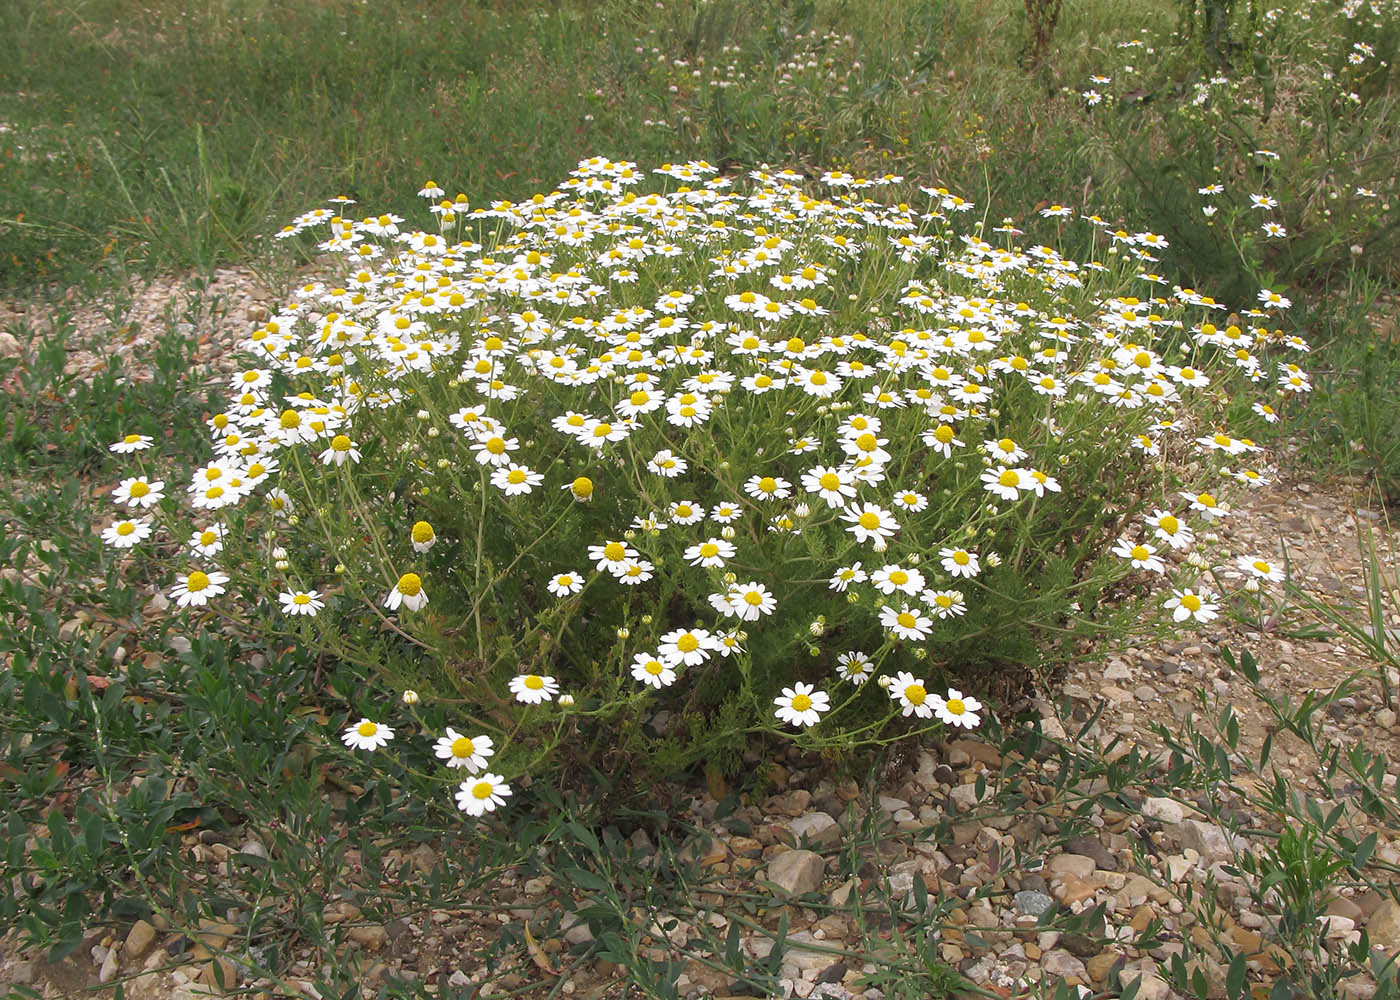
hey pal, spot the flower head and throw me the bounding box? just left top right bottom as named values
left=455, top=773, right=511, bottom=816
left=509, top=673, right=560, bottom=704
left=342, top=718, right=394, bottom=751
left=932, top=689, right=982, bottom=728
left=434, top=728, right=494, bottom=772
left=385, top=572, right=428, bottom=611
left=773, top=682, right=830, bottom=728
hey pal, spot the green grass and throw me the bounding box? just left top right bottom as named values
left=0, top=0, right=1175, bottom=292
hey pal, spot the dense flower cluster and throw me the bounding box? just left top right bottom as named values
left=103, top=156, right=1308, bottom=816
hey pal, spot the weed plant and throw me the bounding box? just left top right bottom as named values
left=88, top=157, right=1310, bottom=820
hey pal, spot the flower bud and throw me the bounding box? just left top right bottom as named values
left=721, top=525, right=736, bottom=540
left=616, top=627, right=630, bottom=640
left=401, top=689, right=420, bottom=705
left=559, top=693, right=575, bottom=708
left=417, top=409, right=431, bottom=421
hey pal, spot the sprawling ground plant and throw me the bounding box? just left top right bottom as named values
left=101, top=158, right=1307, bottom=815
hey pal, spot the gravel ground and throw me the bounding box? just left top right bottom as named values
left=2, top=270, right=1398, bottom=1000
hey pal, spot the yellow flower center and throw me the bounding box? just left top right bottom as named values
left=758, top=477, right=778, bottom=494
left=904, top=684, right=926, bottom=706
left=645, top=660, right=664, bottom=676
left=819, top=473, right=841, bottom=490
left=790, top=694, right=812, bottom=712
left=809, top=371, right=828, bottom=385
left=934, top=425, right=955, bottom=444
left=1253, top=560, right=1271, bottom=574
left=676, top=634, right=699, bottom=653
left=293, top=594, right=311, bottom=605
left=571, top=477, right=594, bottom=499
left=472, top=781, right=493, bottom=800
left=890, top=571, right=908, bottom=585
left=1198, top=493, right=1216, bottom=507
left=199, top=530, right=217, bottom=545
left=451, top=736, right=475, bottom=758
left=744, top=591, right=765, bottom=606
left=280, top=410, right=301, bottom=429
left=396, top=573, right=422, bottom=596
left=1159, top=515, right=1179, bottom=534
left=412, top=521, right=434, bottom=542
left=604, top=542, right=626, bottom=562
left=858, top=512, right=880, bottom=530
left=855, top=432, right=878, bottom=452
left=897, top=612, right=917, bottom=628
left=485, top=437, right=507, bottom=454
left=935, top=594, right=953, bottom=608
left=1181, top=594, right=1202, bottom=611
left=357, top=722, right=378, bottom=737
left=186, top=571, right=210, bottom=592
left=674, top=504, right=692, bottom=518
left=116, top=522, right=135, bottom=536
left=946, top=698, right=966, bottom=715
left=1131, top=545, right=1150, bottom=561
left=332, top=434, right=352, bottom=452
left=129, top=481, right=150, bottom=498
left=524, top=675, right=544, bottom=690
left=998, top=470, right=1019, bottom=488
left=953, top=551, right=969, bottom=565
left=123, top=433, right=141, bottom=444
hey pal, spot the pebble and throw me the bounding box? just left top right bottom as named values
left=126, top=919, right=158, bottom=959
left=1014, top=890, right=1054, bottom=917
left=766, top=849, right=825, bottom=896
left=1141, top=796, right=1186, bottom=824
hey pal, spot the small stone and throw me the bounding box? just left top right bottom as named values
left=1104, top=659, right=1132, bottom=682
left=99, top=946, right=120, bottom=983
left=788, top=811, right=841, bottom=849
left=321, top=900, right=362, bottom=925
left=1015, top=890, right=1054, bottom=917
left=565, top=922, right=595, bottom=946
left=447, top=971, right=471, bottom=988
left=1326, top=896, right=1365, bottom=922
left=1041, top=949, right=1087, bottom=979
left=347, top=925, right=388, bottom=950
left=126, top=919, right=158, bottom=959
left=766, top=849, right=825, bottom=896
left=0, top=332, right=21, bottom=358
left=1367, top=899, right=1400, bottom=954
left=949, top=783, right=990, bottom=812
left=8, top=961, right=35, bottom=985
left=1064, top=836, right=1117, bottom=872
left=1122, top=971, right=1170, bottom=1000
left=1141, top=797, right=1185, bottom=824
left=1086, top=951, right=1120, bottom=985
left=1051, top=875, right=1098, bottom=906
left=1377, top=709, right=1398, bottom=729
left=1177, top=819, right=1235, bottom=862
left=1045, top=853, right=1096, bottom=880
left=766, top=789, right=813, bottom=818
left=238, top=840, right=268, bottom=860
left=829, top=879, right=856, bottom=907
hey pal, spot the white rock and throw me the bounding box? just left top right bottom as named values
left=766, top=849, right=825, bottom=896
left=1141, top=797, right=1185, bottom=824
